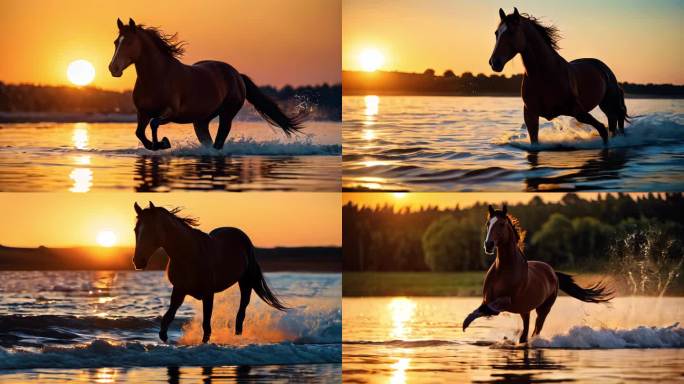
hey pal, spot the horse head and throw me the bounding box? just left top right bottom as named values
left=132, top=201, right=164, bottom=269
left=109, top=18, right=143, bottom=77
left=484, top=204, right=516, bottom=255
left=489, top=8, right=525, bottom=72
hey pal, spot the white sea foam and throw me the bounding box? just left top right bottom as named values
left=530, top=323, right=684, bottom=349
left=0, top=340, right=341, bottom=369
left=504, top=112, right=684, bottom=151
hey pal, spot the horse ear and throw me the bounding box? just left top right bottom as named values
left=134, top=202, right=142, bottom=215
left=499, top=8, right=506, bottom=21
left=488, top=204, right=495, bottom=215
left=128, top=18, right=136, bottom=29
left=513, top=7, right=520, bottom=18
left=149, top=201, right=155, bottom=208
left=502, top=204, right=508, bottom=214
left=117, top=18, right=124, bottom=30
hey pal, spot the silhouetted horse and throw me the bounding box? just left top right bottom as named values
left=109, top=18, right=304, bottom=151
left=489, top=8, right=629, bottom=145
left=132, top=202, right=287, bottom=343
left=462, top=205, right=613, bottom=343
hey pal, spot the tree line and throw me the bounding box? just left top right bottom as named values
left=0, top=82, right=341, bottom=120
left=342, top=70, right=684, bottom=98
left=343, top=193, right=684, bottom=274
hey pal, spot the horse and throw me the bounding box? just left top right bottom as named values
left=489, top=8, right=629, bottom=145
left=462, top=204, right=613, bottom=343
left=109, top=18, right=305, bottom=151
left=132, top=201, right=288, bottom=343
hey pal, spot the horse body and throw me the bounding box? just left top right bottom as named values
left=463, top=205, right=613, bottom=343
left=110, top=18, right=303, bottom=151
left=132, top=202, right=286, bottom=343
left=490, top=8, right=628, bottom=145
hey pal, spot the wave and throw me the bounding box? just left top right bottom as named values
left=0, top=339, right=341, bottom=369
left=503, top=112, right=684, bottom=151
left=530, top=323, right=684, bottom=349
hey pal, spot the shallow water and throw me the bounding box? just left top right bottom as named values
left=343, top=296, right=684, bottom=383
left=0, top=271, right=341, bottom=382
left=343, top=96, right=684, bottom=191
left=0, top=120, right=341, bottom=192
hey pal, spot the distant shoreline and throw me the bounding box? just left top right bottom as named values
left=0, top=112, right=339, bottom=124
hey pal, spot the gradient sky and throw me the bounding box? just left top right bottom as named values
left=0, top=0, right=341, bottom=90
left=0, top=193, right=341, bottom=248
left=343, top=192, right=647, bottom=211
left=343, top=0, right=684, bottom=84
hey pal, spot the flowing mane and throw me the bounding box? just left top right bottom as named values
left=503, top=13, right=561, bottom=50
left=487, top=210, right=527, bottom=251
left=138, top=25, right=186, bottom=58
left=164, top=206, right=200, bottom=227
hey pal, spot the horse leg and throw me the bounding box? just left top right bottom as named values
left=524, top=107, right=539, bottom=144
left=599, top=101, right=619, bottom=137
left=235, top=279, right=252, bottom=336
left=574, top=111, right=608, bottom=145
left=532, top=293, right=557, bottom=338
left=149, top=113, right=172, bottom=150
left=463, top=297, right=509, bottom=331
left=519, top=312, right=530, bottom=344
left=618, top=118, right=625, bottom=135
left=135, top=114, right=155, bottom=150
left=213, top=105, right=241, bottom=150
left=193, top=120, right=213, bottom=147
left=160, top=287, right=185, bottom=342
left=202, top=292, right=214, bottom=343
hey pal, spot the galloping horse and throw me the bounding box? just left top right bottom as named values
left=132, top=202, right=287, bottom=343
left=109, top=18, right=304, bottom=151
left=462, top=205, right=613, bottom=343
left=489, top=8, right=629, bottom=145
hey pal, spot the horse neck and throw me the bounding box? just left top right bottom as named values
left=159, top=215, right=195, bottom=265
left=134, top=35, right=180, bottom=86
left=495, top=235, right=524, bottom=271
left=519, top=22, right=565, bottom=78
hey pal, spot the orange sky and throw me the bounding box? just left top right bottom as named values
left=343, top=0, right=684, bottom=84
left=0, top=0, right=341, bottom=90
left=0, top=193, right=341, bottom=248
left=343, top=192, right=647, bottom=211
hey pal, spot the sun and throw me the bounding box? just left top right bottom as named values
left=67, top=59, right=95, bottom=86
left=359, top=48, right=384, bottom=72
left=96, top=230, right=117, bottom=247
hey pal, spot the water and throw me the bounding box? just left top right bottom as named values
left=343, top=297, right=684, bottom=383
left=0, top=271, right=341, bottom=382
left=343, top=96, right=684, bottom=191
left=0, top=120, right=341, bottom=192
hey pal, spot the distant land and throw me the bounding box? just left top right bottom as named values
left=0, top=82, right=341, bottom=122
left=343, top=70, right=684, bottom=98
left=0, top=245, right=341, bottom=272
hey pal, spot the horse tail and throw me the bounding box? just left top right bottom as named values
left=242, top=235, right=289, bottom=311
left=556, top=272, right=614, bottom=303
left=241, top=74, right=306, bottom=136
left=581, top=58, right=632, bottom=124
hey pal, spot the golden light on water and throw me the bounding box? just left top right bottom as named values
left=66, top=59, right=95, bottom=86
left=390, top=357, right=411, bottom=384
left=96, top=230, right=117, bottom=247
left=389, top=297, right=416, bottom=340
left=69, top=168, right=93, bottom=193
left=359, top=48, right=384, bottom=72
left=364, top=95, right=379, bottom=116
left=362, top=129, right=376, bottom=141
left=393, top=192, right=407, bottom=199
left=72, top=123, right=89, bottom=150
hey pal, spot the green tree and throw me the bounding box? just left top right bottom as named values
left=531, top=213, right=574, bottom=267
left=422, top=215, right=481, bottom=271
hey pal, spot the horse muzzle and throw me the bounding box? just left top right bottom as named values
left=484, top=241, right=495, bottom=255
left=489, top=57, right=504, bottom=72
left=108, top=63, right=123, bottom=77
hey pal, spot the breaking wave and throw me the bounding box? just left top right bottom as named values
left=530, top=323, right=684, bottom=349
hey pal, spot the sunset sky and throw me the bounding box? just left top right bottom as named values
left=343, top=0, right=684, bottom=84
left=0, top=193, right=340, bottom=248
left=343, top=192, right=647, bottom=211
left=0, top=0, right=341, bottom=90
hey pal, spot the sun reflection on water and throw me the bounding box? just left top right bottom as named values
left=364, top=95, right=379, bottom=116
left=389, top=357, right=411, bottom=384
left=72, top=123, right=89, bottom=150
left=69, top=168, right=93, bottom=192
left=389, top=297, right=416, bottom=340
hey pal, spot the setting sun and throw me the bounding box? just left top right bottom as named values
left=66, top=59, right=95, bottom=86
left=359, top=48, right=384, bottom=72
left=96, top=230, right=117, bottom=247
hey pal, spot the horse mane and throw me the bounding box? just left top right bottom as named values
left=505, top=13, right=561, bottom=50
left=488, top=210, right=527, bottom=251
left=136, top=25, right=186, bottom=58
left=161, top=206, right=200, bottom=228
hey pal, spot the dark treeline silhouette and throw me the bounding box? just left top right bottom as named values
left=343, top=193, right=684, bottom=273
left=0, top=82, right=341, bottom=121
left=342, top=70, right=684, bottom=98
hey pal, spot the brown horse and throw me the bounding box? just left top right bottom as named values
left=489, top=8, right=629, bottom=145
left=132, top=201, right=287, bottom=343
left=462, top=205, right=613, bottom=343
left=109, top=18, right=304, bottom=151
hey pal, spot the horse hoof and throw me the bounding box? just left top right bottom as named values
left=159, top=332, right=168, bottom=343
left=202, top=335, right=210, bottom=343
left=159, top=137, right=171, bottom=150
